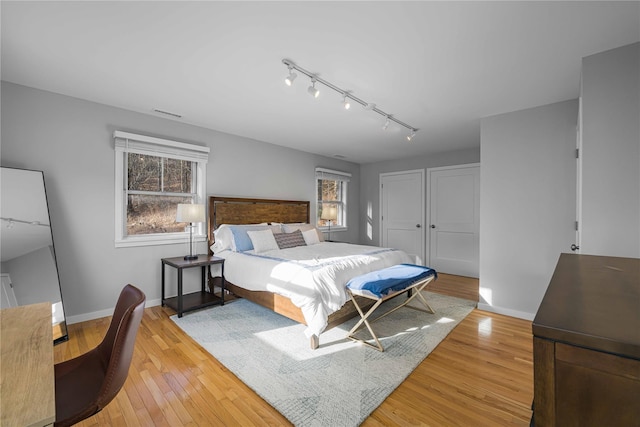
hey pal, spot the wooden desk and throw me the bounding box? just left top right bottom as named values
left=1, top=302, right=55, bottom=427
left=532, top=254, right=640, bottom=426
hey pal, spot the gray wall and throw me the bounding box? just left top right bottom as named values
left=358, top=148, right=480, bottom=247
left=581, top=42, right=640, bottom=257
left=1, top=82, right=360, bottom=322
left=480, top=100, right=578, bottom=319
left=478, top=42, right=640, bottom=320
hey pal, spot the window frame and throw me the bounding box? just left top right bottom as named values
left=114, top=131, right=209, bottom=248
left=315, top=167, right=351, bottom=233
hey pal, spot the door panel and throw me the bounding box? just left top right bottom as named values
left=429, top=165, right=480, bottom=277
left=381, top=171, right=424, bottom=264
left=575, top=97, right=582, bottom=253
left=436, top=175, right=476, bottom=225
left=386, top=229, right=421, bottom=256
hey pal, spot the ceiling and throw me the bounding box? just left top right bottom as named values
left=2, top=1, right=639, bottom=164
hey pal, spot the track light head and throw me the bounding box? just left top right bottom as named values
left=407, top=129, right=417, bottom=141
left=342, top=93, right=351, bottom=110
left=285, top=66, right=297, bottom=86
left=308, top=78, right=319, bottom=98
left=382, top=116, right=390, bottom=131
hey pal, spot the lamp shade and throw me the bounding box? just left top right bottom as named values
left=320, top=206, right=338, bottom=221
left=176, top=204, right=205, bottom=223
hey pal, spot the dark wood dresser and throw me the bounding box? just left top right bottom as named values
left=532, top=253, right=640, bottom=427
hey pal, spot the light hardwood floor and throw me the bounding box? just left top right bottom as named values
left=54, top=274, right=534, bottom=426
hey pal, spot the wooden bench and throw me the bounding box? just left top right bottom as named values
left=345, top=264, right=437, bottom=351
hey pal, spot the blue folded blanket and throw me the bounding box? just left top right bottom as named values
left=346, top=263, right=437, bottom=298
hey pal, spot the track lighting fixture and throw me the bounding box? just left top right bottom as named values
left=342, top=93, right=351, bottom=110
left=1, top=217, right=48, bottom=228
left=282, top=58, right=418, bottom=141
left=285, top=66, right=297, bottom=86
left=308, top=77, right=319, bottom=98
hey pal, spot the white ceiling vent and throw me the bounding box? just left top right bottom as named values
left=153, top=109, right=182, bottom=119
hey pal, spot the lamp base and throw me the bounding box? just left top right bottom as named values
left=183, top=254, right=198, bottom=261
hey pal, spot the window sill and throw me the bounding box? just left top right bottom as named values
left=319, top=226, right=347, bottom=233
left=115, top=234, right=207, bottom=248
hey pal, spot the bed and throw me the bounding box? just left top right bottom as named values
left=207, top=196, right=415, bottom=349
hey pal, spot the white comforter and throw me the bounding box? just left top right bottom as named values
left=216, top=242, right=412, bottom=337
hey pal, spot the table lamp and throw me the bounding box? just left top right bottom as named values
left=176, top=203, right=205, bottom=260
left=320, top=206, right=338, bottom=241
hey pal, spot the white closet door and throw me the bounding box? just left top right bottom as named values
left=380, top=170, right=424, bottom=264
left=428, top=165, right=480, bottom=277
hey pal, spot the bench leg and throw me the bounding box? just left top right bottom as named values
left=347, top=296, right=386, bottom=351
left=374, top=280, right=435, bottom=323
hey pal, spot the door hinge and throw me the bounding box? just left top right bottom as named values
left=575, top=221, right=579, bottom=231
left=575, top=148, right=580, bottom=159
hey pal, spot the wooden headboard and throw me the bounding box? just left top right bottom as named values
left=207, top=196, right=311, bottom=245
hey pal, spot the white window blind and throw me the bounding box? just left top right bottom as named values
left=114, top=131, right=209, bottom=162
left=315, top=167, right=351, bottom=182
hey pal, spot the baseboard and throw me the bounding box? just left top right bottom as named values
left=66, top=298, right=161, bottom=324
left=476, top=303, right=535, bottom=321
left=67, top=299, right=534, bottom=324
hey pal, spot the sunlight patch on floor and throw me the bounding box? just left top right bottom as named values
left=253, top=324, right=356, bottom=360
left=479, top=317, right=492, bottom=336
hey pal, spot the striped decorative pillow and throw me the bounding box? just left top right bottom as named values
left=274, top=229, right=307, bottom=249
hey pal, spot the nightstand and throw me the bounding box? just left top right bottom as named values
left=161, top=255, right=225, bottom=317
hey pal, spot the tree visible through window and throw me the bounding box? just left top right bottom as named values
left=126, top=153, right=195, bottom=235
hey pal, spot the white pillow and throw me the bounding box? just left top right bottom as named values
left=211, top=224, right=235, bottom=253
left=302, top=228, right=320, bottom=245
left=247, top=229, right=279, bottom=253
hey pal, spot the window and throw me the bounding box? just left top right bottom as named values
left=114, top=131, right=209, bottom=247
left=316, top=167, right=351, bottom=230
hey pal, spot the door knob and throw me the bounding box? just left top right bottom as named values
left=416, top=224, right=421, bottom=228
left=430, top=224, right=436, bottom=229
left=570, top=244, right=580, bottom=251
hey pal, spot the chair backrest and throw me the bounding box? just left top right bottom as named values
left=95, top=284, right=146, bottom=409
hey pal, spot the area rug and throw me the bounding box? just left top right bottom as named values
left=171, top=291, right=476, bottom=427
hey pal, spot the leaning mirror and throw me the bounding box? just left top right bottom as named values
left=1, top=167, right=69, bottom=343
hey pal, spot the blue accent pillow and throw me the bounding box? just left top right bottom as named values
left=346, top=264, right=437, bottom=298
left=228, top=225, right=272, bottom=252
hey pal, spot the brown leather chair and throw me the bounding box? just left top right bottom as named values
left=54, top=284, right=146, bottom=427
